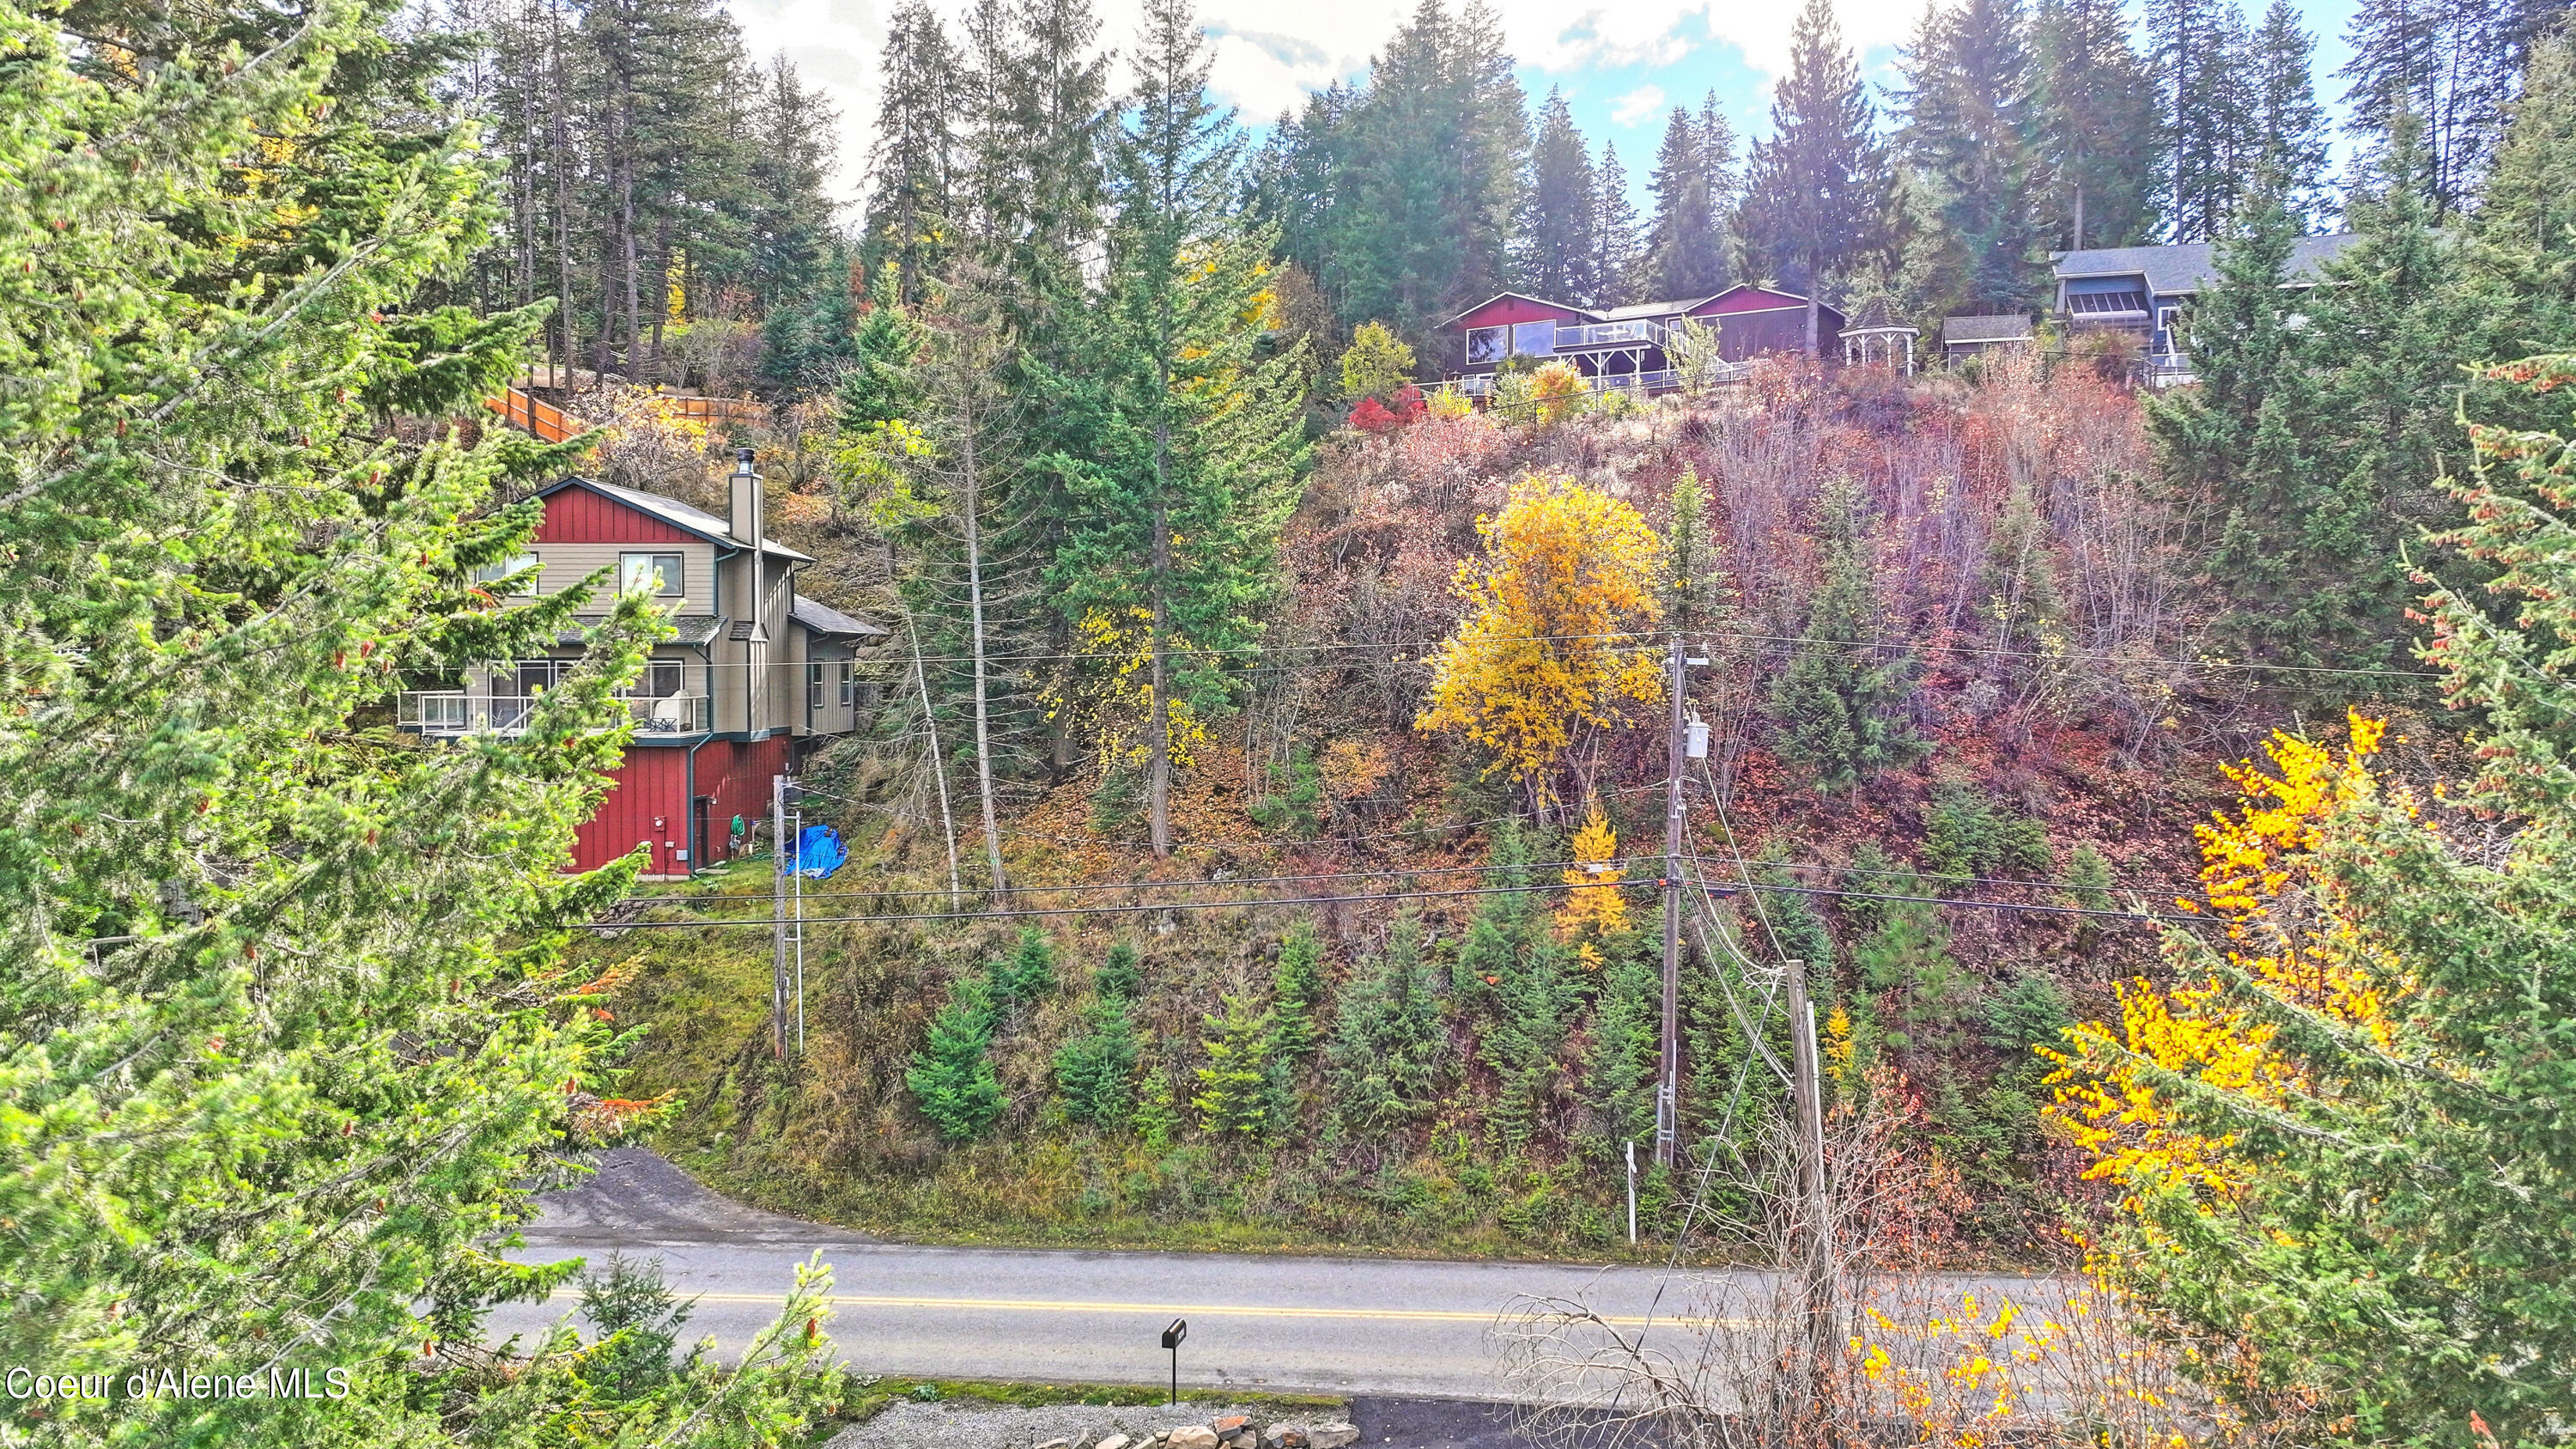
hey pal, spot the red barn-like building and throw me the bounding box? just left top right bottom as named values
left=398, top=471, right=884, bottom=878
left=1442, top=284, right=1844, bottom=399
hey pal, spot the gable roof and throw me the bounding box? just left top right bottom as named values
left=2050, top=232, right=2360, bottom=295
left=792, top=594, right=889, bottom=639
left=1437, top=291, right=1595, bottom=329
left=538, top=476, right=815, bottom=563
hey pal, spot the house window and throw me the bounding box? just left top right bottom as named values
left=1466, top=326, right=1507, bottom=365
left=1511, top=320, right=1557, bottom=356
left=472, top=551, right=540, bottom=595
left=515, top=658, right=567, bottom=696
left=2069, top=289, right=2149, bottom=315
left=644, top=659, right=683, bottom=697
left=807, top=662, right=824, bottom=713
left=618, top=552, right=683, bottom=596
left=836, top=661, right=854, bottom=708
left=2156, top=305, right=2183, bottom=348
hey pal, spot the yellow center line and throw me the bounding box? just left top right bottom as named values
left=548, top=1290, right=1761, bottom=1328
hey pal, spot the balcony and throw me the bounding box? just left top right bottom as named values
left=2144, top=352, right=2196, bottom=387
left=1553, top=320, right=1668, bottom=350
left=398, top=691, right=713, bottom=737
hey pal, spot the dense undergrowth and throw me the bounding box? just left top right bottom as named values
left=587, top=357, right=2453, bottom=1264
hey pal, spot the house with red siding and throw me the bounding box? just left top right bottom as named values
left=398, top=459, right=884, bottom=879
left=1442, top=284, right=1845, bottom=399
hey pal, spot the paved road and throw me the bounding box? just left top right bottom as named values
left=486, top=1151, right=1728, bottom=1399
left=486, top=1151, right=2054, bottom=1403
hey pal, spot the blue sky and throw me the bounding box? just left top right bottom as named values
left=724, top=0, right=2367, bottom=202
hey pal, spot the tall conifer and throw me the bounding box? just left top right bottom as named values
left=863, top=2, right=964, bottom=302
left=1521, top=88, right=1601, bottom=302
left=2032, top=0, right=2164, bottom=248
left=1739, top=0, right=1895, bottom=350
left=1593, top=142, right=1643, bottom=305
left=1896, top=0, right=2044, bottom=313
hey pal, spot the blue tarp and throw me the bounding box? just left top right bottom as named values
left=793, top=824, right=847, bottom=880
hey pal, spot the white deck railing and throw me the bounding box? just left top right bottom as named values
left=1554, top=320, right=1668, bottom=350
left=398, top=691, right=712, bottom=736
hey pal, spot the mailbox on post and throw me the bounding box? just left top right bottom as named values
left=1161, top=1318, right=1188, bottom=1404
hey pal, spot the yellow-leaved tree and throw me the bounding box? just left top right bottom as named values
left=1557, top=798, right=1629, bottom=965
left=1416, top=477, right=1664, bottom=812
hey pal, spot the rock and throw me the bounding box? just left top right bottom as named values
left=1209, top=1416, right=1249, bottom=1434
left=1166, top=1428, right=1219, bottom=1449
left=1307, top=1426, right=1359, bottom=1449
left=1035, top=1440, right=1069, bottom=1449
left=1264, top=1429, right=1309, bottom=1449
left=1094, top=1438, right=1131, bottom=1449
left=1222, top=1434, right=1256, bottom=1449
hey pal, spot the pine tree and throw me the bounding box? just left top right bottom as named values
left=0, top=1, right=844, bottom=1430
left=2144, top=172, right=2397, bottom=673
left=908, top=975, right=1009, bottom=1139
left=1738, top=0, right=1896, bottom=350
left=2471, top=33, right=2576, bottom=406
left=1054, top=997, right=1139, bottom=1127
left=1647, top=100, right=1732, bottom=299
left=1097, top=941, right=1145, bottom=999
left=1770, top=482, right=1927, bottom=792
left=1049, top=0, right=1309, bottom=855
left=1896, top=0, right=2044, bottom=314
left=1270, top=919, right=1327, bottom=1062
left=1521, top=88, right=1601, bottom=302
left=862, top=1, right=963, bottom=303
left=2246, top=0, right=2333, bottom=227
left=2149, top=0, right=2256, bottom=242
left=2031, top=0, right=2165, bottom=249
left=1583, top=941, right=1662, bottom=1158
left=995, top=924, right=1058, bottom=1006
left=1326, top=911, right=1449, bottom=1138
left=2337, top=0, right=2533, bottom=214
left=1662, top=465, right=1728, bottom=635
left=1194, top=993, right=1276, bottom=1136
left=741, top=55, right=841, bottom=312
left=1592, top=142, right=1643, bottom=306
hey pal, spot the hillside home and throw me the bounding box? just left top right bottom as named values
left=398, top=458, right=885, bottom=878
left=1442, top=284, right=1847, bottom=398
left=2050, top=232, right=2358, bottom=384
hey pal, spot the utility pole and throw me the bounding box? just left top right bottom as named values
left=770, top=772, right=788, bottom=1060
left=1783, top=957, right=1834, bottom=1409
left=1656, top=635, right=1686, bottom=1167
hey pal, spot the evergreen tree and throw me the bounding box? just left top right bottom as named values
left=908, top=975, right=1008, bottom=1140
left=1583, top=941, right=1662, bottom=1157
left=1096, top=940, right=1145, bottom=999
left=2031, top=0, right=2165, bottom=249
left=2149, top=0, right=2256, bottom=242
left=1593, top=141, right=1644, bottom=305
left=1896, top=0, right=2044, bottom=314
left=1054, top=997, right=1139, bottom=1127
left=1646, top=98, right=1734, bottom=299
left=1326, top=911, right=1449, bottom=1138
left=0, top=3, right=845, bottom=1432
left=1738, top=0, right=1895, bottom=350
left=2470, top=33, right=2576, bottom=387
left=1194, top=993, right=1276, bottom=1136
left=1662, top=465, right=1728, bottom=635
left=1521, top=88, right=1601, bottom=302
left=2246, top=0, right=2333, bottom=227
left=2337, top=0, right=2538, bottom=214
left=995, top=924, right=1059, bottom=1006
left=741, top=55, right=841, bottom=312
left=1270, top=919, right=1327, bottom=1062
left=1253, top=0, right=1527, bottom=350
left=1049, top=0, right=1309, bottom=855
left=862, top=1, right=964, bottom=303
left=1769, top=484, right=1927, bottom=793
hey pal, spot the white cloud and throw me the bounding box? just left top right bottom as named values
left=722, top=0, right=1925, bottom=198
left=1609, top=82, right=1666, bottom=125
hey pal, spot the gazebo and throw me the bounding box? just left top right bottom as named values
left=1839, top=295, right=1918, bottom=374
